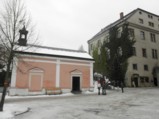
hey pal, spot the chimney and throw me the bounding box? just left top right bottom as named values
left=120, top=12, right=124, bottom=19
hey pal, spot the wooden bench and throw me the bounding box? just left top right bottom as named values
left=45, top=87, right=62, bottom=95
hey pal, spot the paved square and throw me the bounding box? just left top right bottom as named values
left=4, top=88, right=159, bottom=119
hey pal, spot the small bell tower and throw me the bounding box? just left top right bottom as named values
left=18, top=25, right=28, bottom=46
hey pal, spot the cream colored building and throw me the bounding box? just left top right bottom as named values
left=88, top=8, right=159, bottom=87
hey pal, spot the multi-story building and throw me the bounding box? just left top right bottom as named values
left=88, top=8, right=159, bottom=87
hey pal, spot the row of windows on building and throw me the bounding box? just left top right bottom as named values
left=140, top=31, right=157, bottom=43
left=96, top=28, right=157, bottom=47
left=133, top=64, right=152, bottom=82
left=140, top=76, right=149, bottom=83
left=139, top=11, right=159, bottom=21
left=133, top=47, right=158, bottom=59
left=132, top=64, right=149, bottom=71
left=138, top=18, right=157, bottom=28
left=89, top=27, right=158, bottom=53
left=89, top=36, right=157, bottom=55
left=138, top=11, right=159, bottom=29
left=129, top=28, right=157, bottom=43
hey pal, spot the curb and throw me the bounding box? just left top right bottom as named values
left=14, top=107, right=31, bottom=116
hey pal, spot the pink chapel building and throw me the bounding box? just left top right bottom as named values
left=9, top=45, right=94, bottom=96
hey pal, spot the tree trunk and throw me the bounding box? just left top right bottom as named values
left=0, top=86, right=7, bottom=111
left=0, top=52, right=12, bottom=111
left=0, top=66, right=10, bottom=111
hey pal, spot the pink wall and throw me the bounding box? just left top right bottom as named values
left=16, top=59, right=56, bottom=89
left=15, top=57, right=91, bottom=92
left=60, top=64, right=90, bottom=88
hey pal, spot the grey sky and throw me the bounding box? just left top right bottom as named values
left=3, top=0, right=159, bottom=51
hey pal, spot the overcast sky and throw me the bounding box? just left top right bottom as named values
left=3, top=0, right=159, bottom=51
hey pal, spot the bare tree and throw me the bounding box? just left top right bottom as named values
left=0, top=0, right=38, bottom=111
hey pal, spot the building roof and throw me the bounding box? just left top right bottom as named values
left=14, top=44, right=94, bottom=61
left=88, top=8, right=159, bottom=43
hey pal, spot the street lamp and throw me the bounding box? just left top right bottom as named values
left=18, top=25, right=28, bottom=46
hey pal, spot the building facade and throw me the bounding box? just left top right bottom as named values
left=88, top=8, right=159, bottom=87
left=9, top=45, right=94, bottom=95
